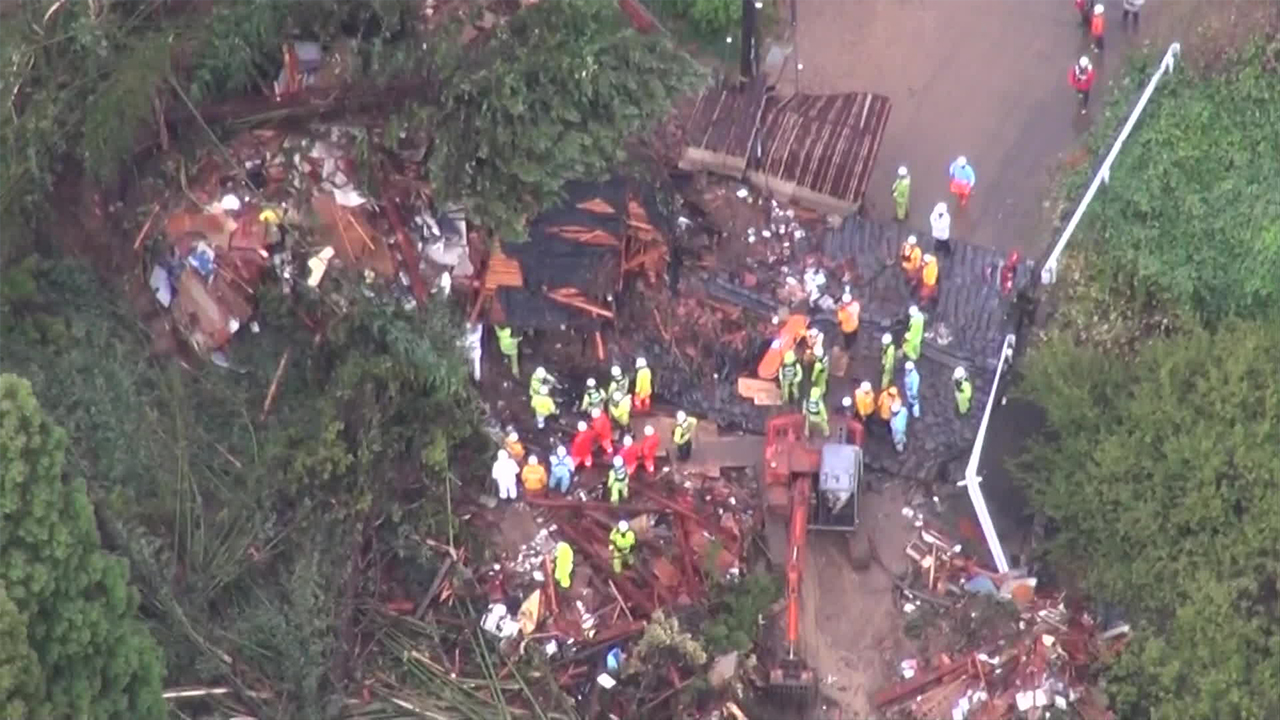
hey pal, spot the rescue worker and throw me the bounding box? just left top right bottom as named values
left=1122, top=0, right=1143, bottom=30
left=948, top=156, right=976, bottom=206
left=609, top=520, right=636, bottom=573
left=549, top=445, right=574, bottom=494
left=854, top=381, right=876, bottom=422
left=494, top=325, right=521, bottom=375
left=804, top=386, right=829, bottom=439
left=838, top=293, right=861, bottom=349
left=903, top=360, right=922, bottom=419
left=590, top=407, right=614, bottom=455
left=919, top=254, right=940, bottom=304
left=529, top=366, right=553, bottom=398
left=1074, top=0, right=1093, bottom=27
left=521, top=455, right=548, bottom=495
left=877, top=385, right=900, bottom=438
left=880, top=333, right=897, bottom=389
left=673, top=410, right=697, bottom=461
left=890, top=400, right=909, bottom=454
left=619, top=434, right=640, bottom=474
left=999, top=251, right=1021, bottom=296
left=902, top=305, right=924, bottom=361
left=1091, top=3, right=1106, bottom=50
left=608, top=391, right=632, bottom=431
left=570, top=420, right=596, bottom=468
left=1070, top=56, right=1096, bottom=114
left=633, top=357, right=653, bottom=412
left=491, top=449, right=519, bottom=501
left=504, top=431, right=525, bottom=462
left=779, top=349, right=802, bottom=404
left=580, top=377, right=605, bottom=414
left=553, top=541, right=574, bottom=589
left=640, top=424, right=660, bottom=473
left=900, top=234, right=923, bottom=281
left=531, top=384, right=557, bottom=429
left=930, top=202, right=951, bottom=254
left=607, top=364, right=629, bottom=400
left=811, top=345, right=830, bottom=395
left=607, top=456, right=629, bottom=505
left=891, top=165, right=911, bottom=220
left=954, top=366, right=973, bottom=415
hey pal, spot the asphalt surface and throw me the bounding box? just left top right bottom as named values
left=780, top=0, right=1189, bottom=257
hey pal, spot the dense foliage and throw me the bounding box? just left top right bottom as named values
left=1064, top=40, right=1280, bottom=327
left=1, top=259, right=496, bottom=717
left=0, top=374, right=167, bottom=720
left=659, top=0, right=744, bottom=41
left=1018, top=326, right=1280, bottom=720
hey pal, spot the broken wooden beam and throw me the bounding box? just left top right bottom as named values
left=259, top=349, right=291, bottom=421
left=544, top=289, right=614, bottom=319
left=872, top=657, right=971, bottom=709
left=382, top=198, right=429, bottom=304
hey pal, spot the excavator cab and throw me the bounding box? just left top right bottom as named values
left=762, top=413, right=864, bottom=705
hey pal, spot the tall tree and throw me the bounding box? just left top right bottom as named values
left=0, top=374, right=166, bottom=720
left=1017, top=324, right=1280, bottom=720
left=422, top=0, right=704, bottom=235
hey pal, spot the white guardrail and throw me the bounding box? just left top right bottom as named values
left=959, top=334, right=1017, bottom=574
left=1041, top=42, right=1181, bottom=286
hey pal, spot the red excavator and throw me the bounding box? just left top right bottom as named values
left=763, top=412, right=865, bottom=703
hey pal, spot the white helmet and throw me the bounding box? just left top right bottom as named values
left=907, top=234, right=917, bottom=246
left=891, top=401, right=902, bottom=413
left=538, top=384, right=550, bottom=394
left=586, top=377, right=597, bottom=388
left=814, top=345, right=825, bottom=359
left=507, top=431, right=519, bottom=442
left=1093, top=3, right=1103, bottom=12
left=923, top=253, right=936, bottom=263
left=882, top=333, right=893, bottom=345
left=842, top=292, right=853, bottom=303
left=644, top=425, right=655, bottom=437
left=556, top=445, right=567, bottom=457
left=934, top=201, right=949, bottom=215
left=905, top=360, right=915, bottom=371
left=528, top=455, right=539, bottom=465
left=676, top=410, right=687, bottom=422
left=841, top=396, right=853, bottom=408
left=623, top=434, right=634, bottom=447
left=956, top=155, right=968, bottom=167
left=635, top=357, right=647, bottom=369
left=897, top=166, right=908, bottom=176
left=577, top=420, right=588, bottom=432
left=909, top=305, right=920, bottom=316
left=612, top=456, right=624, bottom=468
left=591, top=407, right=602, bottom=418
left=497, top=449, right=509, bottom=461
left=859, top=381, right=872, bottom=392
left=1078, top=55, right=1091, bottom=68
left=611, top=365, right=622, bottom=378
left=534, top=366, right=546, bottom=378
left=953, top=366, right=967, bottom=380
left=618, top=520, right=629, bottom=531
left=611, top=392, right=624, bottom=402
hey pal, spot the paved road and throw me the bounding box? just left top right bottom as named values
left=779, top=0, right=1190, bottom=256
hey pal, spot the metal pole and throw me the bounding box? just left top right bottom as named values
left=958, top=333, right=1017, bottom=574
left=740, top=0, right=757, bottom=81
left=1041, top=42, right=1180, bottom=285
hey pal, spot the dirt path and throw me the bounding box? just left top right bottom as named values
left=775, top=0, right=1210, bottom=257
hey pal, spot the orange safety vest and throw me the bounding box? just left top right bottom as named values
left=854, top=389, right=876, bottom=418
left=901, top=244, right=922, bottom=273
left=922, top=260, right=939, bottom=286
left=1091, top=13, right=1105, bottom=37
left=521, top=464, right=547, bottom=491
left=838, top=301, right=861, bottom=333
left=877, top=387, right=899, bottom=421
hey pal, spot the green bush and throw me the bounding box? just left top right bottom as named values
left=702, top=572, right=780, bottom=655
left=1017, top=323, right=1280, bottom=720
left=667, top=0, right=742, bottom=40
left=1068, top=40, right=1280, bottom=326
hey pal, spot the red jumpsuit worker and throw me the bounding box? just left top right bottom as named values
left=619, top=435, right=640, bottom=474
left=590, top=407, right=614, bottom=455
left=570, top=420, right=596, bottom=468
left=1070, top=56, right=1096, bottom=114
left=639, top=424, right=660, bottom=473
left=1074, top=0, right=1092, bottom=28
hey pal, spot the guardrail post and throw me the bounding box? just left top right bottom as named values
left=1041, top=42, right=1181, bottom=286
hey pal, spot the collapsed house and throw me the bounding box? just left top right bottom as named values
left=679, top=80, right=892, bottom=216
left=473, top=178, right=672, bottom=349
